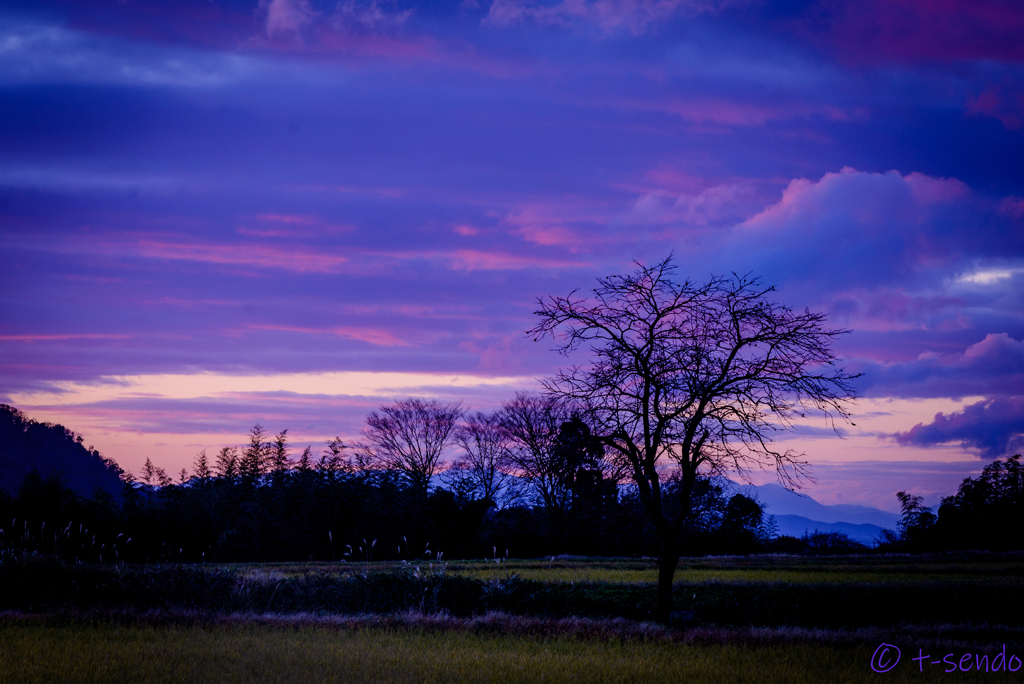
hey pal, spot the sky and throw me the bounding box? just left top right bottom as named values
left=1, top=0, right=1023, bottom=511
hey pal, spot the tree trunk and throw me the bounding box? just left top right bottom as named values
left=656, top=546, right=679, bottom=624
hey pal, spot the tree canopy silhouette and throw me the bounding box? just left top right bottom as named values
left=363, top=398, right=464, bottom=493
left=528, top=256, right=858, bottom=622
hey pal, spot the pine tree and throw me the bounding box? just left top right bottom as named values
left=270, top=430, right=290, bottom=473
left=215, top=446, right=239, bottom=479
left=193, top=449, right=212, bottom=479
left=297, top=445, right=313, bottom=472
left=239, top=423, right=269, bottom=479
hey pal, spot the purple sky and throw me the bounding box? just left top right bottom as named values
left=2, top=0, right=1023, bottom=510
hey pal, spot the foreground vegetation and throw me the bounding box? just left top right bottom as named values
left=5, top=552, right=1022, bottom=681
left=4, top=552, right=1023, bottom=628
left=3, top=618, right=1022, bottom=684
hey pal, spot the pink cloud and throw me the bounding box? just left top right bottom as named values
left=905, top=172, right=970, bottom=203
left=258, top=0, right=319, bottom=37
left=445, top=249, right=584, bottom=270
left=1000, top=196, right=1024, bottom=220
left=247, top=324, right=412, bottom=346
left=349, top=247, right=586, bottom=272
left=256, top=213, right=318, bottom=224
left=665, top=99, right=844, bottom=127
left=893, top=395, right=1024, bottom=458
left=501, top=203, right=616, bottom=248
left=335, top=303, right=459, bottom=318
left=966, top=87, right=1024, bottom=131
left=135, top=240, right=349, bottom=273
left=515, top=224, right=579, bottom=247
left=742, top=167, right=964, bottom=235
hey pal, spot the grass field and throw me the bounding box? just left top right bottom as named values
left=3, top=619, right=1022, bottom=684
left=260, top=553, right=1024, bottom=585
left=5, top=554, right=1024, bottom=682
left=8, top=551, right=1023, bottom=628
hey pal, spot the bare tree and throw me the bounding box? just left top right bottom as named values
left=444, top=411, right=521, bottom=508
left=363, top=398, right=464, bottom=493
left=499, top=392, right=573, bottom=520
left=529, top=257, right=858, bottom=622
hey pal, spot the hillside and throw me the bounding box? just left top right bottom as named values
left=0, top=404, right=123, bottom=499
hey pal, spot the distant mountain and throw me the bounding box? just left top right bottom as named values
left=726, top=481, right=900, bottom=546
left=0, top=404, right=123, bottom=500
left=735, top=482, right=900, bottom=529
left=772, top=515, right=888, bottom=545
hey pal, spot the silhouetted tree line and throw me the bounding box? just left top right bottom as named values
left=4, top=401, right=1024, bottom=562
left=878, top=453, right=1024, bottom=553
left=0, top=401, right=775, bottom=563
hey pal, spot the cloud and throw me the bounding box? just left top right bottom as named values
left=0, top=334, right=131, bottom=342
left=134, top=240, right=350, bottom=273
left=734, top=168, right=973, bottom=295
left=444, top=249, right=584, bottom=270
left=0, top=20, right=256, bottom=88
left=332, top=0, right=415, bottom=34
left=678, top=167, right=1024, bottom=333
left=1001, top=196, right=1024, bottom=220
left=500, top=203, right=616, bottom=249
left=793, top=0, right=1024, bottom=65
left=615, top=97, right=854, bottom=127
left=854, top=333, right=1024, bottom=399
left=259, top=0, right=319, bottom=37
left=893, top=395, right=1024, bottom=458
left=515, top=224, right=579, bottom=247
left=966, top=86, right=1024, bottom=131
left=483, top=0, right=739, bottom=35
left=627, top=181, right=764, bottom=227
left=247, top=324, right=414, bottom=347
